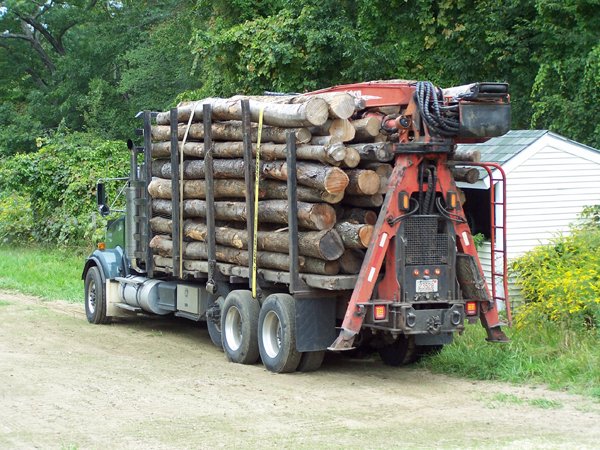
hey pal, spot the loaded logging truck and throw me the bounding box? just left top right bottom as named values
left=83, top=80, right=511, bottom=373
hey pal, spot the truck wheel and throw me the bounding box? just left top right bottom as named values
left=84, top=266, right=109, bottom=324
left=297, top=351, right=325, bottom=372
left=221, top=290, right=260, bottom=364
left=416, top=344, right=443, bottom=359
left=258, top=294, right=301, bottom=373
left=378, top=335, right=416, bottom=367
left=206, top=296, right=225, bottom=350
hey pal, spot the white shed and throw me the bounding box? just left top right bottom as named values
left=456, top=130, right=600, bottom=305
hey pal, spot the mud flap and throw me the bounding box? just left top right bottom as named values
left=295, top=296, right=336, bottom=352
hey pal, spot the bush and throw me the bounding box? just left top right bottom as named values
left=512, top=214, right=600, bottom=332
left=0, top=132, right=128, bottom=245
left=0, top=192, right=34, bottom=244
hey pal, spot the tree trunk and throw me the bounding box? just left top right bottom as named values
left=340, top=208, right=378, bottom=225
left=351, top=117, right=381, bottom=140
left=452, top=147, right=481, bottom=162
left=304, top=93, right=356, bottom=119
left=148, top=177, right=342, bottom=204
left=148, top=178, right=252, bottom=200
left=344, top=169, right=380, bottom=195
left=260, top=181, right=343, bottom=204
left=149, top=235, right=339, bottom=275
left=341, top=147, right=361, bottom=168
left=342, top=194, right=384, bottom=208
left=359, top=162, right=393, bottom=194
left=152, top=159, right=246, bottom=179
left=338, top=249, right=365, bottom=274
left=261, top=161, right=349, bottom=194
left=151, top=121, right=312, bottom=144
left=152, top=199, right=336, bottom=230
left=310, top=135, right=342, bottom=146
left=151, top=141, right=344, bottom=165
left=228, top=92, right=357, bottom=120
left=334, top=221, right=374, bottom=249
left=149, top=217, right=344, bottom=261
left=451, top=167, right=480, bottom=184
left=349, top=143, right=394, bottom=162
left=156, top=97, right=329, bottom=127
left=309, top=119, right=355, bottom=142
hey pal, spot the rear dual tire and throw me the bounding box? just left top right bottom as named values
left=221, top=290, right=260, bottom=364
left=258, top=294, right=302, bottom=373
left=218, top=290, right=326, bottom=373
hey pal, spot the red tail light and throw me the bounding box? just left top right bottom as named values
left=374, top=305, right=387, bottom=321
left=466, top=301, right=478, bottom=316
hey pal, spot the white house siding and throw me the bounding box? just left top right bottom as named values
left=503, top=138, right=600, bottom=259
left=476, top=241, right=522, bottom=309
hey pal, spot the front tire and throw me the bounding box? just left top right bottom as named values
left=84, top=266, right=109, bottom=324
left=221, top=290, right=260, bottom=364
left=258, top=294, right=301, bottom=373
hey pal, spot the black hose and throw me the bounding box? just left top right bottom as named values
left=415, top=81, right=460, bottom=137
left=435, top=197, right=467, bottom=223
left=423, top=167, right=434, bottom=214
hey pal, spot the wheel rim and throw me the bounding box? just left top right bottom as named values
left=87, top=279, right=97, bottom=314
left=224, top=306, right=243, bottom=351
left=262, top=310, right=282, bottom=359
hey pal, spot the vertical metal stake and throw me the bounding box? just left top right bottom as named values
left=203, top=104, right=217, bottom=287
left=170, top=108, right=181, bottom=278
left=286, top=132, right=304, bottom=293
left=241, top=100, right=255, bottom=290
left=143, top=111, right=154, bottom=276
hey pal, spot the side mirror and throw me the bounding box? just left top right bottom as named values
left=97, top=182, right=110, bottom=216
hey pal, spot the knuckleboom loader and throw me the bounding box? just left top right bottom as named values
left=83, top=80, right=511, bottom=373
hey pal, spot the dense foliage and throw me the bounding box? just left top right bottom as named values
left=512, top=208, right=600, bottom=332
left=0, top=0, right=599, bottom=154
left=0, top=132, right=128, bottom=244
left=1, top=0, right=599, bottom=244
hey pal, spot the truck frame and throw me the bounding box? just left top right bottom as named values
left=83, top=80, right=511, bottom=372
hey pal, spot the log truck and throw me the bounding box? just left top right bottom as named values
left=83, top=80, right=511, bottom=372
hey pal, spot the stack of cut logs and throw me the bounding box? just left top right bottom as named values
left=147, top=93, right=480, bottom=276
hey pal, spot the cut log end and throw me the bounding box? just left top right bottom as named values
left=358, top=225, right=374, bottom=248
left=345, top=169, right=380, bottom=196
left=317, top=230, right=345, bottom=261
left=304, top=97, right=330, bottom=127
left=323, top=167, right=350, bottom=194
left=310, top=203, right=337, bottom=230
left=341, top=147, right=361, bottom=168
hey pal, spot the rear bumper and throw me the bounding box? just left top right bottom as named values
left=364, top=302, right=465, bottom=335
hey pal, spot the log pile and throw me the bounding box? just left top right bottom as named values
left=148, top=92, right=478, bottom=277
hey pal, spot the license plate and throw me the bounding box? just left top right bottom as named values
left=416, top=279, right=438, bottom=293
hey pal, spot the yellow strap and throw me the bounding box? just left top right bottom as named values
left=252, top=107, right=264, bottom=298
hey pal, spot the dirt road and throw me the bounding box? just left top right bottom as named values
left=1, top=291, right=598, bottom=449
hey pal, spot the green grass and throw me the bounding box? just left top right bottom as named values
left=0, top=245, right=89, bottom=302
left=1, top=246, right=598, bottom=400
left=486, top=393, right=563, bottom=409
left=421, top=322, right=600, bottom=399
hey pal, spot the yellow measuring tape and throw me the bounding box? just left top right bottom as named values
left=251, top=107, right=264, bottom=298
